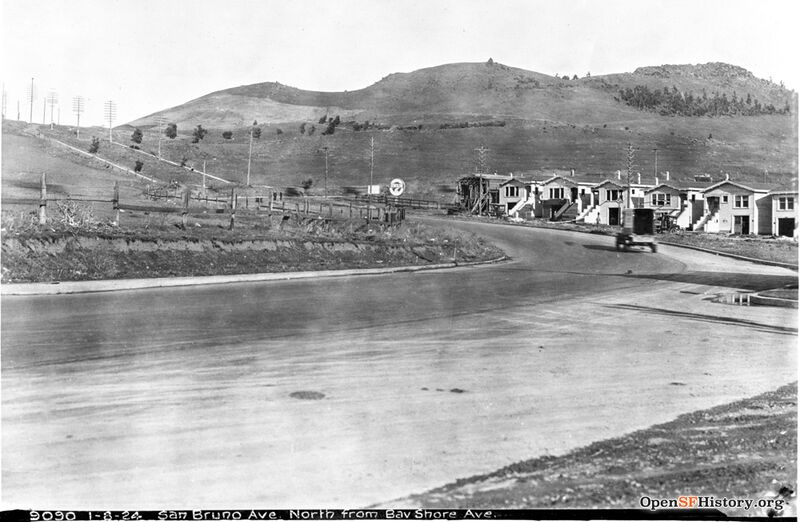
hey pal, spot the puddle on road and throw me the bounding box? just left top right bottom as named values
left=289, top=391, right=326, bottom=400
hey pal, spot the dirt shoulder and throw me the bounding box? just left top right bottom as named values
left=0, top=213, right=503, bottom=283
left=389, top=383, right=797, bottom=516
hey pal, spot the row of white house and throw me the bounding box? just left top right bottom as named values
left=458, top=171, right=798, bottom=238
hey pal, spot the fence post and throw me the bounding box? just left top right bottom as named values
left=182, top=189, right=190, bottom=228
left=229, top=187, right=237, bottom=230
left=349, top=202, right=353, bottom=219
left=39, top=172, right=47, bottom=225
left=113, top=181, right=120, bottom=226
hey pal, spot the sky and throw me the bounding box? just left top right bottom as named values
left=2, top=0, right=799, bottom=127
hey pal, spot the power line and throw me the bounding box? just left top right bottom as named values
left=72, top=96, right=84, bottom=139
left=47, top=91, right=58, bottom=129
left=104, top=100, right=117, bottom=143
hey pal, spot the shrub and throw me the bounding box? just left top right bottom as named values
left=222, top=130, right=233, bottom=139
left=252, top=126, right=262, bottom=139
left=88, top=137, right=100, bottom=153
left=165, top=123, right=177, bottom=139
left=276, top=128, right=283, bottom=135
left=134, top=160, right=144, bottom=172
left=318, top=115, right=327, bottom=124
left=131, top=127, right=143, bottom=144
left=191, top=125, right=207, bottom=143
left=301, top=178, right=313, bottom=192
left=299, top=122, right=306, bottom=135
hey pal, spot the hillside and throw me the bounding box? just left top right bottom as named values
left=8, top=61, right=795, bottom=198
left=129, top=61, right=797, bottom=129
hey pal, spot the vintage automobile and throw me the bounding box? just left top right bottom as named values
left=615, top=208, right=658, bottom=253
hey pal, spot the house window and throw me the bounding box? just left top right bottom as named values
left=722, top=195, right=729, bottom=203
left=505, top=186, right=519, bottom=198
left=779, top=197, right=795, bottom=210
left=651, top=193, right=671, bottom=206
left=549, top=187, right=564, bottom=199
left=733, top=195, right=749, bottom=208
left=606, top=189, right=620, bottom=201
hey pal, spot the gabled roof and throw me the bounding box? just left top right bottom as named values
left=769, top=179, right=798, bottom=196
left=500, top=178, right=528, bottom=187
left=703, top=180, right=772, bottom=194
left=645, top=183, right=682, bottom=194
left=592, top=179, right=625, bottom=189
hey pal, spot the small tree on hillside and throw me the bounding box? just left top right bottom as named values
left=318, top=115, right=327, bottom=124
left=222, top=130, right=233, bottom=139
left=191, top=124, right=207, bottom=143
left=131, top=127, right=143, bottom=144
left=299, top=122, right=306, bottom=135
left=276, top=128, right=283, bottom=135
left=252, top=126, right=262, bottom=139
left=165, top=123, right=177, bottom=139
left=332, top=115, right=340, bottom=126
left=301, top=178, right=313, bottom=194
left=134, top=160, right=144, bottom=172
left=322, top=121, right=336, bottom=135
left=88, top=137, right=100, bottom=153
left=308, top=124, right=316, bottom=136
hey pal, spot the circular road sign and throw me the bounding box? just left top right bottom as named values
left=389, top=178, right=406, bottom=197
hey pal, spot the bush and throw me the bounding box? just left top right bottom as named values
left=165, top=123, right=177, bottom=139
left=192, top=125, right=207, bottom=143
left=299, top=122, right=306, bottom=135
left=88, top=137, right=100, bottom=153
left=131, top=128, right=143, bottom=144
left=276, top=128, right=283, bottom=135
left=308, top=125, right=316, bottom=136
left=318, top=115, right=327, bottom=124
left=301, top=178, right=313, bottom=192
left=222, top=130, right=233, bottom=139
left=252, top=126, right=262, bottom=139
left=134, top=160, right=143, bottom=172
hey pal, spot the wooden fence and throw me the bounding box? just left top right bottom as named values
left=6, top=174, right=405, bottom=229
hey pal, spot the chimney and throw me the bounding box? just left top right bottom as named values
left=637, top=173, right=641, bottom=184
left=665, top=171, right=670, bottom=181
left=571, top=169, right=575, bottom=177
left=725, top=173, right=729, bottom=181
left=655, top=177, right=659, bottom=186
left=616, top=170, right=621, bottom=180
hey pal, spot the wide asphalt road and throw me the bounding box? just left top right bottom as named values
left=2, top=220, right=797, bottom=508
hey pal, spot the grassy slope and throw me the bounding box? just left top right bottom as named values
left=120, top=61, right=796, bottom=195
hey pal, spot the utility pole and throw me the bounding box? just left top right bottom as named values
left=156, top=116, right=166, bottom=159
left=104, top=100, right=117, bottom=143
left=369, top=137, right=374, bottom=220
left=247, top=122, right=254, bottom=186
left=42, top=98, right=46, bottom=124
left=72, top=96, right=84, bottom=139
left=47, top=91, right=58, bottom=129
left=626, top=142, right=635, bottom=208
left=474, top=146, right=489, bottom=215
left=653, top=148, right=658, bottom=183
left=321, top=146, right=329, bottom=198
left=28, top=78, right=35, bottom=123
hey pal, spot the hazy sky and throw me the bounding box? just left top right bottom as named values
left=2, top=0, right=798, bottom=127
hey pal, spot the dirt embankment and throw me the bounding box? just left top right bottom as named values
left=391, top=383, right=797, bottom=516
left=1, top=228, right=502, bottom=283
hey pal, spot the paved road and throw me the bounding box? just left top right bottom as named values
left=2, top=221, right=796, bottom=508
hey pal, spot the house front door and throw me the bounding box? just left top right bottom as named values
left=608, top=207, right=620, bottom=226
left=734, top=215, right=750, bottom=235
left=778, top=218, right=795, bottom=237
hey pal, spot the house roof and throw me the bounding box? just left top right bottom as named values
left=644, top=183, right=682, bottom=194
left=769, top=179, right=799, bottom=195
left=499, top=178, right=529, bottom=187
left=593, top=179, right=625, bottom=189
left=703, top=180, right=773, bottom=193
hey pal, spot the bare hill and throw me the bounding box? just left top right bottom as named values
left=129, top=61, right=796, bottom=129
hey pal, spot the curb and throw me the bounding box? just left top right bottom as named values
left=423, top=215, right=798, bottom=271
left=659, top=241, right=798, bottom=271
left=0, top=256, right=509, bottom=296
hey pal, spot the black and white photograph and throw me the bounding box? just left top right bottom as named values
left=1, top=0, right=798, bottom=519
